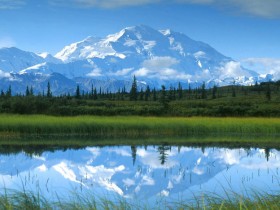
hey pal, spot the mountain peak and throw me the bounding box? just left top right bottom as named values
left=0, top=25, right=273, bottom=95
left=124, top=25, right=156, bottom=32
left=159, top=29, right=172, bottom=36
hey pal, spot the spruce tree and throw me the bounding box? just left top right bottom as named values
left=26, top=86, right=30, bottom=97
left=91, top=84, right=94, bottom=98
left=188, top=84, right=192, bottom=99
left=129, top=75, right=137, bottom=101
left=6, top=85, right=12, bottom=97
left=160, top=85, right=169, bottom=109
left=153, top=88, right=157, bottom=101
left=93, top=88, right=98, bottom=100
left=212, top=85, right=217, bottom=99
left=266, top=83, right=271, bottom=101
left=47, top=82, right=52, bottom=98
left=30, top=86, right=34, bottom=96
left=178, top=82, right=183, bottom=99
left=131, top=146, right=137, bottom=166
left=201, top=82, right=206, bottom=99
left=76, top=85, right=81, bottom=99
left=232, top=87, right=236, bottom=97
left=168, top=86, right=173, bottom=101
left=139, top=88, right=144, bottom=101
left=145, top=85, right=150, bottom=101
left=158, top=145, right=170, bottom=165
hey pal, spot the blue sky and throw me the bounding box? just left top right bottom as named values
left=0, top=0, right=280, bottom=73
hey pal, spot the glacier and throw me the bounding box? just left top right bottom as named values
left=0, top=25, right=275, bottom=95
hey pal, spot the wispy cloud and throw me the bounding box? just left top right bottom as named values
left=49, top=0, right=280, bottom=18
left=241, top=58, right=280, bottom=78
left=178, top=0, right=280, bottom=18
left=49, top=0, right=159, bottom=8
left=223, top=0, right=280, bottom=18
left=0, top=0, right=25, bottom=9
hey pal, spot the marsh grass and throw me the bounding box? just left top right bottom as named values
left=0, top=189, right=51, bottom=210
left=0, top=115, right=280, bottom=138
left=0, top=115, right=279, bottom=149
left=0, top=188, right=279, bottom=210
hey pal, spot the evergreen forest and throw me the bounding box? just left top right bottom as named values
left=0, top=78, right=280, bottom=117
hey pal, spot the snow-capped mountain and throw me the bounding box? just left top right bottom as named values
left=0, top=25, right=275, bottom=94
left=37, top=52, right=62, bottom=64
left=53, top=25, right=257, bottom=83
left=0, top=47, right=45, bottom=73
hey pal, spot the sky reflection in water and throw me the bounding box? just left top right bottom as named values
left=0, top=145, right=279, bottom=204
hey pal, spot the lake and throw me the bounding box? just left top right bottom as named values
left=0, top=144, right=279, bottom=207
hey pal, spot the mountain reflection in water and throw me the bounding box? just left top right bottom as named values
left=0, top=145, right=279, bottom=204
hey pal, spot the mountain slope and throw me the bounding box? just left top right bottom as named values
left=0, top=47, right=45, bottom=73
left=0, top=25, right=272, bottom=94
left=53, top=25, right=258, bottom=85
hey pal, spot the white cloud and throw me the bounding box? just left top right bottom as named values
left=194, top=51, right=206, bottom=58
left=133, top=56, right=192, bottom=80
left=142, top=56, right=179, bottom=69
left=53, top=162, right=79, bottom=183
left=37, top=164, right=48, bottom=172
left=0, top=36, right=16, bottom=48
left=134, top=68, right=149, bottom=77
left=123, top=178, right=135, bottom=187
left=0, top=70, right=11, bottom=78
left=192, top=68, right=212, bottom=81
left=107, top=148, right=131, bottom=157
left=142, top=175, right=155, bottom=185
left=241, top=58, right=280, bottom=76
left=112, top=68, right=133, bottom=76
left=218, top=61, right=254, bottom=80
left=0, top=0, right=25, bottom=9
left=213, top=149, right=244, bottom=165
left=86, top=68, right=102, bottom=77
left=192, top=166, right=204, bottom=175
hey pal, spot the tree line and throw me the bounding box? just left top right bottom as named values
left=0, top=77, right=280, bottom=116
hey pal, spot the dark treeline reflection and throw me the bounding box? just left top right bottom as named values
left=130, top=145, right=274, bottom=165
left=0, top=144, right=276, bottom=162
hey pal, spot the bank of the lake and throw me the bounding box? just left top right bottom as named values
left=0, top=189, right=279, bottom=210
left=0, top=115, right=279, bottom=146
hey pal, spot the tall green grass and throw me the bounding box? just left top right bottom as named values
left=0, top=188, right=279, bottom=210
left=0, top=115, right=280, bottom=140
left=0, top=114, right=279, bottom=148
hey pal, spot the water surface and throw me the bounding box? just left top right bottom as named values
left=0, top=145, right=279, bottom=205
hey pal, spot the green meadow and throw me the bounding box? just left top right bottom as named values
left=0, top=114, right=279, bottom=146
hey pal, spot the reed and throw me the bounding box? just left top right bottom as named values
left=0, top=115, right=279, bottom=140
left=0, top=188, right=279, bottom=210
